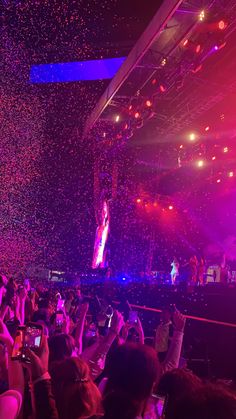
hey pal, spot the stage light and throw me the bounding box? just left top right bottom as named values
left=191, top=63, right=202, bottom=73
left=153, top=202, right=158, bottom=207
left=183, top=39, right=189, bottom=47
left=124, top=123, right=128, bottom=130
left=128, top=104, right=132, bottom=111
left=136, top=198, right=141, bottom=203
left=223, top=147, right=228, bottom=153
left=214, top=45, right=219, bottom=51
left=218, top=20, right=227, bottom=30
left=161, top=57, right=167, bottom=66
left=197, top=160, right=204, bottom=168
left=195, top=44, right=201, bottom=53
left=199, top=10, right=205, bottom=21
left=134, top=112, right=140, bottom=119
left=115, top=115, right=120, bottom=122
left=216, top=178, right=221, bottom=183
left=160, top=84, right=166, bottom=93
left=228, top=171, right=234, bottom=177
left=212, top=156, right=216, bottom=161
left=205, top=126, right=210, bottom=131
left=146, top=100, right=152, bottom=107
left=102, top=132, right=106, bottom=138
left=189, top=133, right=196, bottom=141
left=179, top=144, right=183, bottom=149
left=152, top=78, right=157, bottom=85
left=168, top=205, right=173, bottom=210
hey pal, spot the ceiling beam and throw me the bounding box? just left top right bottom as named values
left=83, top=0, right=184, bottom=138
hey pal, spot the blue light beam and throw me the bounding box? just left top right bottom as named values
left=30, top=57, right=126, bottom=84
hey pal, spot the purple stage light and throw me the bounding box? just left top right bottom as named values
left=30, top=57, right=126, bottom=84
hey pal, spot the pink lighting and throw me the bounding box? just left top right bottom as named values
left=205, top=126, right=210, bottom=131
left=216, top=179, right=221, bottom=183
left=135, top=112, right=140, bottom=119
left=168, top=205, right=173, bottom=210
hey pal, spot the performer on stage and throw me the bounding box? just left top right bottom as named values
left=189, top=255, right=198, bottom=284
left=170, top=257, right=179, bottom=285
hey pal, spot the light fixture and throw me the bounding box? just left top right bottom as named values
left=146, top=100, right=152, bottom=107
left=168, top=205, right=173, bottom=210
left=228, top=171, right=234, bottom=177
left=197, top=160, right=204, bottom=168
left=199, top=10, right=205, bottom=21
left=212, top=156, right=216, bottom=161
left=136, top=198, right=141, bottom=203
left=205, top=126, right=210, bottom=132
left=115, top=115, right=120, bottom=122
left=218, top=20, right=227, bottom=30
left=189, top=133, right=196, bottom=141
left=134, top=112, right=140, bottom=119
left=223, top=147, right=228, bottom=153
left=216, top=178, right=221, bottom=183
left=161, top=57, right=167, bottom=66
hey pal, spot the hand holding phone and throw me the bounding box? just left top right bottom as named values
left=12, top=323, right=43, bottom=362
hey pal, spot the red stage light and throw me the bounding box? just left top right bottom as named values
left=124, top=123, right=128, bottom=130
left=179, top=144, right=183, bottom=149
left=129, top=104, right=132, bottom=111
left=152, top=78, right=157, bottom=85
left=136, top=198, right=141, bottom=203
left=212, top=156, right=216, bottom=161
left=205, top=126, right=210, bottom=131
left=218, top=20, right=227, bottom=30
left=216, top=179, right=221, bottom=183
left=228, top=171, right=234, bottom=178
left=146, top=100, right=152, bottom=107
left=168, top=205, right=173, bottom=210
left=134, top=112, right=140, bottom=119
left=160, top=84, right=166, bottom=93
left=223, top=146, right=228, bottom=153
left=195, top=44, right=201, bottom=53
left=183, top=39, right=189, bottom=46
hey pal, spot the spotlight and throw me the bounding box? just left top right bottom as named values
left=146, top=100, right=152, bottom=107
left=134, top=112, right=140, bottom=119
left=152, top=78, right=157, bottom=85
left=212, top=156, right=216, bottom=161
left=168, top=205, right=173, bottom=210
left=189, top=133, right=196, bottom=141
left=216, top=179, right=221, bottom=183
left=228, top=171, right=234, bottom=177
left=160, top=84, right=166, bottom=93
left=183, top=39, right=189, bottom=47
left=195, top=44, right=201, bottom=53
left=179, top=144, right=183, bottom=149
left=136, top=198, right=141, bottom=203
left=197, top=160, right=204, bottom=168
left=223, top=147, right=228, bottom=153
left=205, top=126, right=210, bottom=132
left=161, top=57, right=167, bottom=66
left=218, top=20, right=227, bottom=30
left=102, top=132, right=106, bottom=138
left=199, top=10, right=205, bottom=21
left=115, top=115, right=120, bottom=122
left=128, top=104, right=132, bottom=111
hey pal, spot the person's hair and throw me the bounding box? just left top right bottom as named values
left=48, top=333, right=75, bottom=364
left=166, top=382, right=236, bottom=419
left=157, top=368, right=202, bottom=414
left=50, top=357, right=101, bottom=419
left=103, top=343, right=159, bottom=419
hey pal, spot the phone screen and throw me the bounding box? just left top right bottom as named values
left=57, top=299, right=65, bottom=311
left=151, top=395, right=166, bottom=418
left=24, top=325, right=42, bottom=349
left=12, top=328, right=24, bottom=360
left=128, top=310, right=138, bottom=324
left=56, top=313, right=64, bottom=326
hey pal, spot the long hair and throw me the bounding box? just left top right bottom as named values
left=50, top=357, right=101, bottom=419
left=103, top=343, right=159, bottom=419
left=48, top=333, right=75, bottom=364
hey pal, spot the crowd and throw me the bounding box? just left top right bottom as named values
left=0, top=273, right=235, bottom=419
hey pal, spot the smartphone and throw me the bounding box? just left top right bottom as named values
left=57, top=299, right=65, bottom=311
left=24, top=323, right=43, bottom=349
left=11, top=326, right=25, bottom=361
left=128, top=310, right=138, bottom=324
left=56, top=313, right=64, bottom=327
left=151, top=394, right=166, bottom=418
left=11, top=323, right=43, bottom=362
